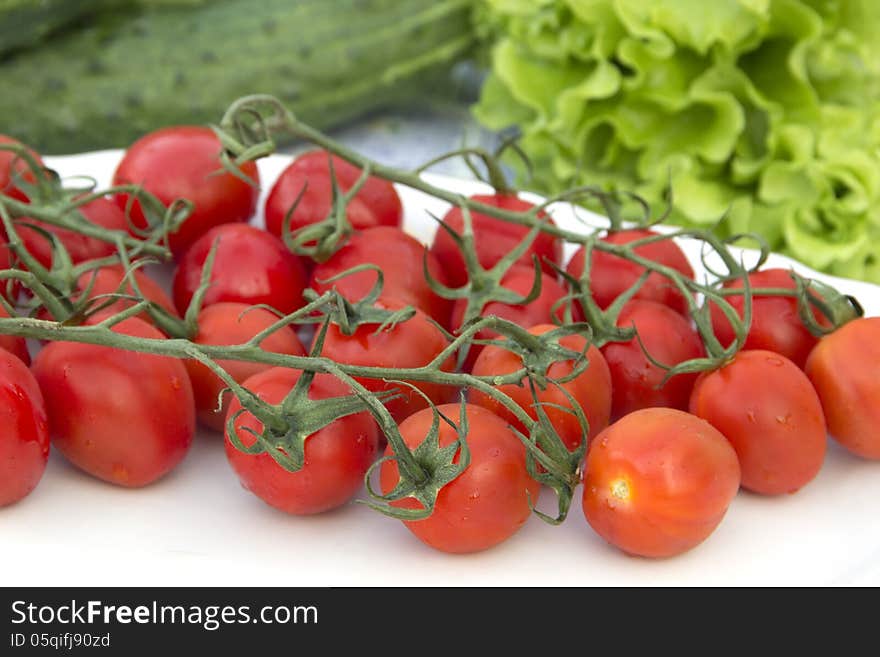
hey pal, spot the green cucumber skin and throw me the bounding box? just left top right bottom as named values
left=0, top=1, right=118, bottom=56
left=0, top=0, right=475, bottom=153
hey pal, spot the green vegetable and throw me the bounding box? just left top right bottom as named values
left=474, top=0, right=880, bottom=283
left=0, top=0, right=114, bottom=55
left=0, top=0, right=474, bottom=153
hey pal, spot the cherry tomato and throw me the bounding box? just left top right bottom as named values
left=0, top=135, right=42, bottom=203
left=710, top=268, right=821, bottom=369
left=566, top=229, right=694, bottom=315
left=17, top=196, right=131, bottom=269
left=113, top=126, right=260, bottom=256
left=582, top=408, right=741, bottom=558
left=450, top=265, right=569, bottom=370
left=225, top=367, right=379, bottom=515
left=185, top=302, right=306, bottom=431
left=309, top=226, right=453, bottom=327
left=0, top=306, right=30, bottom=365
left=430, top=193, right=562, bottom=288
left=33, top=317, right=195, bottom=487
left=60, top=265, right=179, bottom=327
left=172, top=224, right=309, bottom=316
left=470, top=324, right=612, bottom=450
left=319, top=298, right=455, bottom=423
left=380, top=403, right=539, bottom=553
left=690, top=350, right=826, bottom=495
left=601, top=300, right=704, bottom=419
left=805, top=317, right=880, bottom=459
left=0, top=347, right=49, bottom=507
left=0, top=238, right=20, bottom=302
left=264, top=150, right=402, bottom=239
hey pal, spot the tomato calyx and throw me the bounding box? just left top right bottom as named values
left=788, top=273, right=863, bottom=335
left=516, top=381, right=587, bottom=524
left=362, top=394, right=472, bottom=521
left=222, top=321, right=397, bottom=474
left=303, top=264, right=417, bottom=336
left=279, top=157, right=377, bottom=264
left=425, top=202, right=557, bottom=367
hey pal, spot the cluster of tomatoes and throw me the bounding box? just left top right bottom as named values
left=1, top=126, right=879, bottom=560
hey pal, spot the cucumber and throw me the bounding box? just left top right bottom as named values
left=0, top=0, right=475, bottom=153
left=0, top=1, right=119, bottom=56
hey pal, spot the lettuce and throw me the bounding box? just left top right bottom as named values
left=473, top=0, right=880, bottom=282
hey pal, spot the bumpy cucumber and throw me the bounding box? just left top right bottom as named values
left=0, top=1, right=119, bottom=56
left=0, top=0, right=475, bottom=152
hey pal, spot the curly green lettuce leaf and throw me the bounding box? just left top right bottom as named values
left=474, top=0, right=880, bottom=282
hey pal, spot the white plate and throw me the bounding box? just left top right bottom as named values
left=2, top=151, right=879, bottom=587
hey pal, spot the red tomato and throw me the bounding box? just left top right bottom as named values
left=17, top=196, right=131, bottom=269
left=225, top=367, right=379, bottom=515
left=0, top=306, right=30, bottom=365
left=710, top=268, right=820, bottom=369
left=0, top=237, right=20, bottom=301
left=63, top=265, right=179, bottom=326
left=264, top=150, right=402, bottom=239
left=112, top=126, right=260, bottom=256
left=32, top=317, right=195, bottom=487
left=430, top=193, right=562, bottom=288
left=0, top=347, right=49, bottom=506
left=601, top=300, right=704, bottom=419
left=805, top=317, right=880, bottom=459
left=185, top=303, right=306, bottom=431
left=470, top=324, right=612, bottom=450
left=566, top=229, right=694, bottom=316
left=319, top=298, right=455, bottom=423
left=309, top=226, right=453, bottom=327
left=450, top=265, right=569, bottom=371
left=0, top=135, right=42, bottom=202
left=582, top=408, right=741, bottom=558
left=380, top=403, right=539, bottom=553
left=690, top=350, right=826, bottom=495
left=172, top=224, right=308, bottom=316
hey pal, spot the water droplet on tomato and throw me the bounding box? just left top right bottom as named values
left=765, top=356, right=785, bottom=367
left=170, top=376, right=182, bottom=391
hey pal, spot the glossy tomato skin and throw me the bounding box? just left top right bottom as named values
left=225, top=368, right=379, bottom=515
left=582, top=408, right=741, bottom=558
left=470, top=324, right=612, bottom=450
left=172, top=224, right=309, bottom=316
left=380, top=403, right=539, bottom=554
left=319, top=299, right=455, bottom=423
left=33, top=317, right=195, bottom=487
left=0, top=347, right=49, bottom=506
left=18, top=197, right=131, bottom=269
left=186, top=303, right=306, bottom=431
left=0, top=238, right=19, bottom=302
left=264, top=150, right=402, bottom=239
left=112, top=126, right=260, bottom=256
left=64, top=265, right=179, bottom=328
left=601, top=300, right=704, bottom=419
left=0, top=135, right=42, bottom=202
left=566, top=229, right=694, bottom=316
left=309, top=226, right=453, bottom=328
left=710, top=268, right=823, bottom=369
left=690, top=350, right=826, bottom=495
left=450, top=265, right=569, bottom=371
left=0, top=306, right=30, bottom=365
left=805, top=317, right=880, bottom=459
left=430, top=194, right=562, bottom=289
